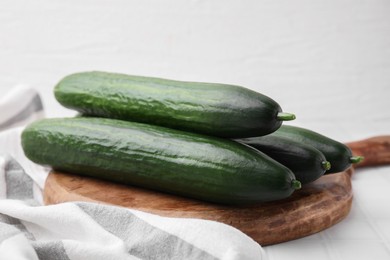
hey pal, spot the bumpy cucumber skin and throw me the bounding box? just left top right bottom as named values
left=21, top=117, right=297, bottom=205
left=236, top=135, right=328, bottom=184
left=272, top=125, right=352, bottom=173
left=54, top=71, right=283, bottom=138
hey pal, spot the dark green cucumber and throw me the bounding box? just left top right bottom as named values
left=271, top=125, right=363, bottom=173
left=21, top=117, right=300, bottom=205
left=54, top=71, right=295, bottom=138
left=236, top=135, right=331, bottom=184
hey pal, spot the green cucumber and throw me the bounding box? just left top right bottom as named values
left=54, top=71, right=295, bottom=138
left=271, top=125, right=363, bottom=173
left=236, top=135, right=331, bottom=184
left=21, top=117, right=300, bottom=205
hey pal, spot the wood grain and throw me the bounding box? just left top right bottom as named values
left=44, top=136, right=390, bottom=245
left=346, top=136, right=390, bottom=168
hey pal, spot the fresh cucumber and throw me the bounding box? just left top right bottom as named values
left=270, top=125, right=363, bottom=173
left=21, top=117, right=301, bottom=205
left=54, top=71, right=295, bottom=138
left=236, top=135, right=331, bottom=184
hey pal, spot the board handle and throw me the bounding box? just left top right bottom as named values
left=347, top=135, right=390, bottom=168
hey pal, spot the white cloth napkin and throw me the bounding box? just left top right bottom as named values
left=0, top=86, right=265, bottom=260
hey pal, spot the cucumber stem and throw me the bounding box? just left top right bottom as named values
left=350, top=156, right=364, bottom=164
left=292, top=179, right=302, bottom=190
left=322, top=161, right=331, bottom=171
left=277, top=112, right=296, bottom=121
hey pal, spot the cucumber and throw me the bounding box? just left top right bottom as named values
left=54, top=71, right=295, bottom=138
left=236, top=135, right=331, bottom=184
left=21, top=117, right=301, bottom=205
left=270, top=125, right=363, bottom=173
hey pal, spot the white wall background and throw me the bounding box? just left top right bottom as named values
left=1, top=0, right=389, bottom=141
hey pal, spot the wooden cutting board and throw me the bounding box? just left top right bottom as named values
left=44, top=136, right=390, bottom=245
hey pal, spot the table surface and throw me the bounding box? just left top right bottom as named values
left=1, top=1, right=390, bottom=259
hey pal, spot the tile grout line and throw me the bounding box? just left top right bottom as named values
left=321, top=229, right=343, bottom=260
left=353, top=197, right=390, bottom=256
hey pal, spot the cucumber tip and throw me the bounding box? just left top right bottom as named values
left=277, top=112, right=296, bottom=121
left=292, top=179, right=302, bottom=190
left=322, top=161, right=331, bottom=171
left=350, top=156, right=364, bottom=164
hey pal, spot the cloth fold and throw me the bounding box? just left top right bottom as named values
left=0, top=86, right=265, bottom=260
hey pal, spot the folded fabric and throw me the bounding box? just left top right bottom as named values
left=0, top=85, right=44, bottom=132
left=0, top=86, right=265, bottom=260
